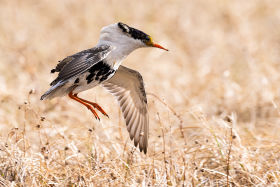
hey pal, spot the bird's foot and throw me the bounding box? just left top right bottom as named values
left=68, top=91, right=101, bottom=121
left=86, top=105, right=100, bottom=120
left=75, top=97, right=109, bottom=118
left=86, top=102, right=109, bottom=118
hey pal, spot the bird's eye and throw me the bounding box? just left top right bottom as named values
left=144, top=36, right=153, bottom=46
left=144, top=35, right=151, bottom=42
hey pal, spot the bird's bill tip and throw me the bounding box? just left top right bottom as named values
left=152, top=43, right=168, bottom=51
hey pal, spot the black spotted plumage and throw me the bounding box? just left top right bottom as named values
left=40, top=44, right=113, bottom=100
left=49, top=45, right=112, bottom=86
left=118, top=22, right=150, bottom=43
left=74, top=78, right=80, bottom=84
left=86, top=61, right=115, bottom=84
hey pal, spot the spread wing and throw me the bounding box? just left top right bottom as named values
left=102, top=65, right=149, bottom=154
left=50, top=44, right=113, bottom=86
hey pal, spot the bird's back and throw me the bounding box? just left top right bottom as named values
left=41, top=44, right=114, bottom=100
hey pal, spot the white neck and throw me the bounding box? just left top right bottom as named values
left=97, top=30, right=145, bottom=69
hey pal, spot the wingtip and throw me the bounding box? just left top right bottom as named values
left=134, top=140, right=138, bottom=147
left=133, top=138, right=148, bottom=154
left=129, top=133, right=134, bottom=141
left=140, top=146, right=147, bottom=154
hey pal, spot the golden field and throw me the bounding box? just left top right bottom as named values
left=1, top=0, right=280, bottom=186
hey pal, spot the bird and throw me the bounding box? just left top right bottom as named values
left=40, top=22, right=168, bottom=154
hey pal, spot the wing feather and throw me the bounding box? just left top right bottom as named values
left=123, top=101, right=133, bottom=117
left=50, top=45, right=113, bottom=86
left=41, top=45, right=113, bottom=100
left=127, top=108, right=137, bottom=132
left=134, top=117, right=142, bottom=146
left=130, top=112, right=140, bottom=140
left=102, top=65, right=149, bottom=154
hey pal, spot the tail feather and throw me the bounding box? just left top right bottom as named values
left=40, top=81, right=66, bottom=100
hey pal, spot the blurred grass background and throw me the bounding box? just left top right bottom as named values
left=1, top=0, right=280, bottom=186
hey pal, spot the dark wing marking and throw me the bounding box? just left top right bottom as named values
left=50, top=45, right=113, bottom=86
left=102, top=65, right=149, bottom=154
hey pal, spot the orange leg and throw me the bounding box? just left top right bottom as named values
left=68, top=91, right=100, bottom=120
left=76, top=97, right=109, bottom=118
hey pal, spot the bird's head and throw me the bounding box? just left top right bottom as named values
left=98, top=22, right=168, bottom=53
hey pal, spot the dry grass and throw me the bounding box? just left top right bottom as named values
left=1, top=0, right=280, bottom=186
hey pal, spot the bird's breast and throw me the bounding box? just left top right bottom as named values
left=104, top=49, right=127, bottom=70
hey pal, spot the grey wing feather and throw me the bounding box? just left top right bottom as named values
left=50, top=45, right=113, bottom=86
left=102, top=65, right=149, bottom=154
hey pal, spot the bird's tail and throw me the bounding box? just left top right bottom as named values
left=40, top=81, right=67, bottom=100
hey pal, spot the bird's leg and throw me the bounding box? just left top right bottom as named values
left=72, top=94, right=109, bottom=118
left=68, top=91, right=100, bottom=120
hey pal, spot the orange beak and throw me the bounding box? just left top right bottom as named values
left=151, top=43, right=169, bottom=51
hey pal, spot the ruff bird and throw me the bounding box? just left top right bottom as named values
left=41, top=22, right=168, bottom=154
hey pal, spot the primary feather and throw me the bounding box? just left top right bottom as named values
left=102, top=65, right=148, bottom=153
